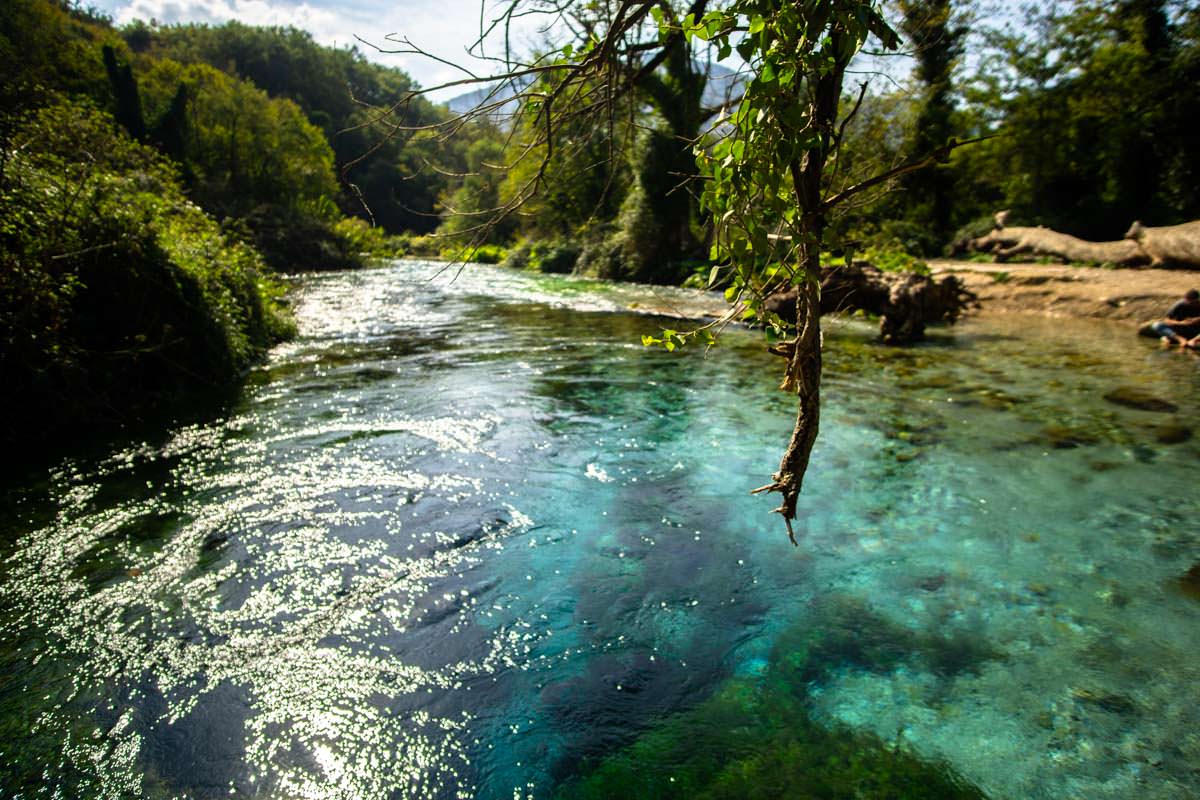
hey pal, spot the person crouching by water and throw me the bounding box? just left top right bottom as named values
left=1152, top=289, right=1200, bottom=348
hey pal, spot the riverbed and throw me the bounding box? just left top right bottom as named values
left=1, top=260, right=1197, bottom=798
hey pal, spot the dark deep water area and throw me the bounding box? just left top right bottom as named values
left=2, top=261, right=1198, bottom=798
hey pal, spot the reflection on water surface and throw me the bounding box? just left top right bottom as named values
left=1, top=261, right=1198, bottom=799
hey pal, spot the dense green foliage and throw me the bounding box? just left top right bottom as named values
left=880, top=0, right=967, bottom=253
left=0, top=0, right=113, bottom=112
left=125, top=19, right=454, bottom=234
left=1, top=0, right=396, bottom=271
left=0, top=0, right=457, bottom=456
left=137, top=60, right=337, bottom=214
left=945, top=0, right=1200, bottom=243
left=0, top=101, right=292, bottom=450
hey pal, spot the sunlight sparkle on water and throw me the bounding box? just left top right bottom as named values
left=1, top=262, right=1198, bottom=798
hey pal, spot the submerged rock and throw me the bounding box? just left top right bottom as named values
left=1102, top=387, right=1178, bottom=413
left=1153, top=424, right=1192, bottom=445
left=916, top=574, right=947, bottom=592
left=1039, top=425, right=1100, bottom=449
left=1071, top=687, right=1137, bottom=714
left=1176, top=563, right=1200, bottom=601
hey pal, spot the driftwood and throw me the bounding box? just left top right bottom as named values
left=764, top=261, right=975, bottom=345
left=970, top=226, right=1147, bottom=266
left=1125, top=220, right=1200, bottom=268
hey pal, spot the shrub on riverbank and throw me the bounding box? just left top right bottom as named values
left=0, top=102, right=293, bottom=450
left=503, top=239, right=582, bottom=273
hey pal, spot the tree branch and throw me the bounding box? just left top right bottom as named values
left=821, top=134, right=993, bottom=212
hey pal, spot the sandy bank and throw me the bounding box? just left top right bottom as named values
left=930, top=258, right=1200, bottom=325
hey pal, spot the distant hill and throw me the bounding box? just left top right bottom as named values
left=445, top=76, right=528, bottom=117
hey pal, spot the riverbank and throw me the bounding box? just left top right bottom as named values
left=617, top=258, right=1197, bottom=329
left=931, top=258, right=1199, bottom=324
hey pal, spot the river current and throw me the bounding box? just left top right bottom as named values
left=1, top=260, right=1198, bottom=798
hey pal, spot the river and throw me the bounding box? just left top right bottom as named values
left=1, top=260, right=1197, bottom=799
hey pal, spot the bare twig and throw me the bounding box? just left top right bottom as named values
left=821, top=134, right=993, bottom=212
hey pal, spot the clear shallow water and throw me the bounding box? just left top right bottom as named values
left=2, top=261, right=1198, bottom=799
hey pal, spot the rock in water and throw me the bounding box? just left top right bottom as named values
left=1102, top=387, right=1178, bottom=413
left=1176, top=563, right=1200, bottom=601
left=1154, top=425, right=1192, bottom=444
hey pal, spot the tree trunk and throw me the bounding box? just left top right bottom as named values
left=754, top=46, right=845, bottom=544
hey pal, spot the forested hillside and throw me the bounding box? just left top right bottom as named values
left=0, top=0, right=451, bottom=455
left=122, top=20, right=458, bottom=234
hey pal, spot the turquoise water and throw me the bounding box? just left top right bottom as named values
left=1, top=261, right=1198, bottom=798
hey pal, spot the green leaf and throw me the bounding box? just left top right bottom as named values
left=707, top=265, right=720, bottom=287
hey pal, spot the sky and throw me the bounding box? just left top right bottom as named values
left=90, top=0, right=552, bottom=97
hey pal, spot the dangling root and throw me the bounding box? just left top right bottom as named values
left=750, top=481, right=798, bottom=545
left=751, top=279, right=822, bottom=546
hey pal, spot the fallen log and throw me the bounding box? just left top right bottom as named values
left=1125, top=220, right=1200, bottom=268
left=765, top=261, right=976, bottom=345
left=970, top=225, right=1147, bottom=266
